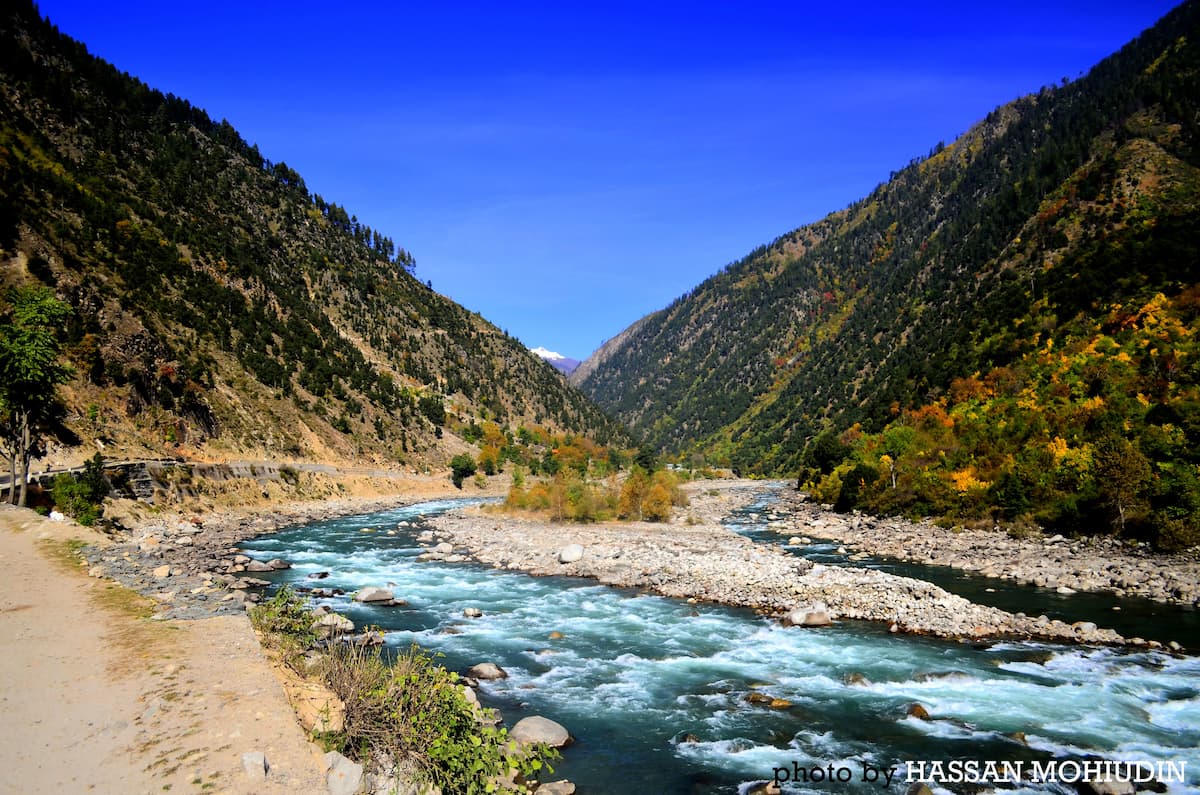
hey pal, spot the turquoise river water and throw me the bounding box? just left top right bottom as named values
left=242, top=494, right=1200, bottom=794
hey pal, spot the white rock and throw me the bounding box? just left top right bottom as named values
left=783, top=602, right=833, bottom=627
left=558, top=544, right=584, bottom=564
left=354, top=586, right=394, bottom=603
left=324, top=751, right=363, bottom=795
left=467, top=662, right=507, bottom=680
left=510, top=715, right=571, bottom=748
left=312, top=613, right=355, bottom=638
left=241, top=751, right=268, bottom=781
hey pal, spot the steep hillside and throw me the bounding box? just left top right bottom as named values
left=577, top=1, right=1200, bottom=478
left=0, top=2, right=628, bottom=469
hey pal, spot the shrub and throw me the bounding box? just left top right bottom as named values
left=449, top=454, right=477, bottom=489
left=322, top=643, right=557, bottom=793
left=252, top=589, right=557, bottom=793
left=50, top=453, right=109, bottom=525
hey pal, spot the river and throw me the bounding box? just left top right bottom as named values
left=241, top=496, right=1200, bottom=794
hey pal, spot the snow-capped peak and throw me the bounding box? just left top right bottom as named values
left=530, top=346, right=566, bottom=361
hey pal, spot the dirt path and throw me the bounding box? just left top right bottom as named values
left=0, top=505, right=327, bottom=795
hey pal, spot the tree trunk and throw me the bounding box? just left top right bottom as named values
left=16, top=410, right=29, bottom=508
left=3, top=449, right=13, bottom=505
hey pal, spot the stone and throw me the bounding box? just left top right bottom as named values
left=241, top=750, right=268, bottom=781
left=286, top=679, right=346, bottom=734
left=1056, top=585, right=1076, bottom=594
left=434, top=542, right=453, bottom=554
left=782, top=602, right=832, bottom=627
left=1073, top=621, right=1098, bottom=634
left=355, top=586, right=395, bottom=603
left=267, top=558, right=291, bottom=570
left=548, top=631, right=564, bottom=640
left=312, top=612, right=355, bottom=638
left=152, top=564, right=171, bottom=579
left=1079, top=779, right=1136, bottom=795
left=243, top=559, right=274, bottom=572
left=537, top=782, right=576, bottom=795
left=906, top=703, right=931, bottom=720
left=510, top=715, right=571, bottom=748
left=558, top=544, right=584, bottom=564
left=463, top=607, right=483, bottom=618
left=467, top=662, right=507, bottom=680
left=324, top=751, right=364, bottom=795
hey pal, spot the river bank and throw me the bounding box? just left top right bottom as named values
left=422, top=480, right=1132, bottom=645
left=86, top=473, right=502, bottom=619
left=768, top=489, right=1200, bottom=607
left=0, top=503, right=327, bottom=794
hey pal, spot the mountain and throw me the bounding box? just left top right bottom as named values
left=0, top=1, right=629, bottom=468
left=576, top=2, right=1200, bottom=483
left=530, top=346, right=580, bottom=376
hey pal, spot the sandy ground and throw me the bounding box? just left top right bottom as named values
left=0, top=504, right=327, bottom=795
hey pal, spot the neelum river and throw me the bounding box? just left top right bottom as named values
left=242, top=494, right=1200, bottom=793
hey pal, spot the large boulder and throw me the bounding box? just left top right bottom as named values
left=558, top=544, right=584, bottom=564
left=324, top=751, right=363, bottom=795
left=782, top=602, right=833, bottom=627
left=510, top=715, right=571, bottom=748
left=467, top=662, right=508, bottom=680
left=311, top=612, right=355, bottom=639
left=354, top=586, right=395, bottom=603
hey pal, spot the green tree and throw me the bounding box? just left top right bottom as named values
left=0, top=287, right=72, bottom=507
left=449, top=453, right=476, bottom=489
left=1093, top=434, right=1152, bottom=535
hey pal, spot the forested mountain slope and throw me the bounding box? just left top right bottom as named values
left=577, top=1, right=1200, bottom=480
left=0, top=1, right=628, bottom=467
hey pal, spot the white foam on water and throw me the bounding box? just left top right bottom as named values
left=249, top=498, right=1200, bottom=793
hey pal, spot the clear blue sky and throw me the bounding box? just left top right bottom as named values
left=37, top=1, right=1178, bottom=360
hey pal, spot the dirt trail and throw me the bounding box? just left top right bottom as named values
left=0, top=505, right=327, bottom=795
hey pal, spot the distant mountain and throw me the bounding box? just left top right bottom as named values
left=0, top=1, right=629, bottom=467
left=576, top=0, right=1200, bottom=483
left=530, top=346, right=580, bottom=376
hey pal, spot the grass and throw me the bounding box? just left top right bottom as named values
left=250, top=588, right=558, bottom=793
left=38, top=536, right=179, bottom=677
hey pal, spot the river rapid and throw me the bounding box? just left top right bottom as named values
left=242, top=496, right=1200, bottom=794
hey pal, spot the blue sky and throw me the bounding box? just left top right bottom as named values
left=38, top=1, right=1178, bottom=360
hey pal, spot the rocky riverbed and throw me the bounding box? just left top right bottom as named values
left=769, top=490, right=1200, bottom=606
left=422, top=481, right=1134, bottom=646
left=84, top=492, right=461, bottom=619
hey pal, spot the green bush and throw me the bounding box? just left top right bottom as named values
left=252, top=589, right=557, bottom=793
left=322, top=643, right=557, bottom=793
left=50, top=453, right=109, bottom=526
left=449, top=454, right=476, bottom=489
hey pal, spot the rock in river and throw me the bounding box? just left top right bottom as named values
left=510, top=715, right=571, bottom=748
left=467, top=662, right=508, bottom=680
left=354, top=586, right=394, bottom=603
left=782, top=601, right=833, bottom=627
